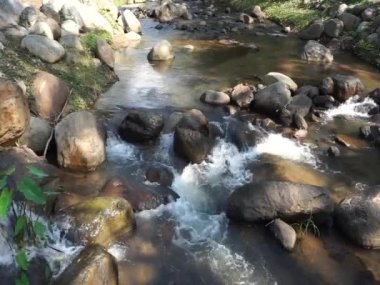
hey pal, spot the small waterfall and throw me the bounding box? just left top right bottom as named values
left=324, top=97, right=376, bottom=120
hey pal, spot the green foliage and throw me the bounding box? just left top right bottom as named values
left=0, top=188, right=12, bottom=218
left=293, top=214, right=320, bottom=237
left=15, top=272, right=29, bottom=285
left=15, top=250, right=29, bottom=271
left=81, top=30, right=112, bottom=54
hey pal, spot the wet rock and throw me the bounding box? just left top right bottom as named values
left=226, top=181, right=334, bottom=222
left=293, top=113, right=308, bottom=130
left=122, top=9, right=142, bottom=34
left=21, top=35, right=65, bottom=63
left=59, top=197, right=135, bottom=246
left=28, top=255, right=52, bottom=285
left=155, top=1, right=191, bottom=23
left=299, top=20, right=324, bottom=40
left=173, top=109, right=210, bottom=163
left=100, top=178, right=178, bottom=211
left=335, top=134, right=367, bottom=150
left=96, top=39, right=114, bottom=69
left=339, top=12, right=361, bottom=31
left=250, top=5, right=267, bottom=22
left=146, top=165, right=174, bottom=187
left=118, top=110, right=164, bottom=143
left=336, top=188, right=380, bottom=248
left=147, top=40, right=174, bottom=61
left=320, top=77, right=335, bottom=95
left=19, top=6, right=38, bottom=29
left=19, top=117, right=51, bottom=155
left=252, top=82, right=291, bottom=116
left=163, top=111, right=183, bottom=133
left=227, top=119, right=264, bottom=151
left=32, top=71, right=69, bottom=120
left=279, top=108, right=293, bottom=127
left=200, top=90, right=230, bottom=106
left=322, top=75, right=364, bottom=102
left=300, top=40, right=333, bottom=63
left=269, top=219, right=297, bottom=251
left=230, top=83, right=255, bottom=108
left=361, top=8, right=375, bottom=21
left=0, top=78, right=30, bottom=145
left=240, top=13, right=254, bottom=24
left=369, top=88, right=380, bottom=105
left=262, top=72, right=298, bottom=92
left=327, top=145, right=340, bottom=157
left=324, top=18, right=344, bottom=38
left=30, top=21, right=54, bottom=40
left=55, top=111, right=105, bottom=171
left=313, top=95, right=335, bottom=109
left=295, top=85, right=319, bottom=99
left=287, top=94, right=313, bottom=117
left=59, top=35, right=83, bottom=51
left=53, top=245, right=118, bottom=285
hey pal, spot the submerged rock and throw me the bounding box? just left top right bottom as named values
left=146, top=165, right=174, bottom=187
left=300, top=40, right=333, bottom=63
left=226, top=181, right=333, bottom=222
left=21, top=35, right=65, bottom=63
left=0, top=78, right=30, bottom=145
left=59, top=197, right=135, bottom=246
left=118, top=110, right=164, bottom=143
left=200, top=90, right=230, bottom=106
left=287, top=94, right=313, bottom=117
left=55, top=111, right=105, bottom=171
left=269, top=219, right=297, bottom=251
left=53, top=245, right=118, bottom=285
left=227, top=119, right=263, bottom=151
left=147, top=40, right=175, bottom=61
left=336, top=188, right=380, bottom=248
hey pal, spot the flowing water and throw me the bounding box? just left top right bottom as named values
left=2, top=3, right=380, bottom=284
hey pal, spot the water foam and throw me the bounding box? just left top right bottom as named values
left=106, top=132, right=137, bottom=163
left=324, top=97, right=376, bottom=120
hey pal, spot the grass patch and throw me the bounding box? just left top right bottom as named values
left=80, top=30, right=112, bottom=54
left=231, top=0, right=322, bottom=29
left=0, top=38, right=117, bottom=112
left=114, top=0, right=128, bottom=6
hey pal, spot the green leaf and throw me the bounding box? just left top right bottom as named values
left=34, top=221, right=45, bottom=239
left=15, top=250, right=29, bottom=271
left=14, top=216, right=27, bottom=237
left=17, top=178, right=46, bottom=205
left=0, top=176, right=7, bottom=189
left=0, top=165, right=15, bottom=177
left=0, top=188, right=12, bottom=219
left=27, top=166, right=48, bottom=178
left=15, top=272, right=29, bottom=285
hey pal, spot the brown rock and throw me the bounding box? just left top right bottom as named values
left=32, top=71, right=69, bottom=120
left=335, top=134, right=367, bottom=150
left=96, top=39, right=114, bottom=69
left=0, top=78, right=30, bottom=145
left=230, top=83, right=255, bottom=108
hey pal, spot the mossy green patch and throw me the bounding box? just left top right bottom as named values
left=80, top=30, right=113, bottom=54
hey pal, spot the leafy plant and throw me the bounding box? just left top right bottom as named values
left=293, top=214, right=320, bottom=237
left=0, top=165, right=56, bottom=284
left=80, top=30, right=112, bottom=54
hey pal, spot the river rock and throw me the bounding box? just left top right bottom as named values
left=252, top=82, right=292, bottom=116
left=59, top=197, right=135, bottom=246
left=230, top=83, right=255, bottom=108
left=293, top=113, right=308, bottom=130
left=32, top=71, right=69, bottom=120
left=361, top=8, right=375, bottom=21
left=100, top=177, right=179, bottom=211
left=173, top=109, right=210, bottom=163
left=226, top=181, right=333, bottom=222
left=19, top=117, right=51, bottom=155
left=55, top=111, right=105, bottom=171
left=369, top=88, right=380, bottom=105
left=287, top=94, right=312, bottom=117
left=19, top=6, right=38, bottom=29
left=61, top=19, right=79, bottom=36
left=40, top=4, right=60, bottom=22
left=324, top=18, right=344, bottom=38
left=4, top=25, right=28, bottom=39
left=295, top=85, right=319, bottom=99
left=327, top=145, right=340, bottom=157
left=339, top=12, right=361, bottom=30
left=96, top=39, right=114, bottom=69
left=335, top=134, right=367, bottom=150
left=262, top=72, right=298, bottom=92
left=299, top=20, right=324, bottom=40
left=240, top=13, right=254, bottom=24
left=227, top=119, right=264, bottom=151
left=53, top=245, right=118, bottom=285
left=336, top=188, right=380, bottom=248
left=328, top=3, right=348, bottom=18
left=0, top=78, right=30, bottom=145
left=321, top=75, right=364, bottom=102
left=200, top=90, right=230, bottom=106
left=30, top=20, right=54, bottom=40
left=360, top=125, right=380, bottom=144
left=270, top=219, right=297, bottom=251
left=148, top=40, right=174, bottom=61
left=250, top=5, right=267, bottom=22
left=122, top=9, right=142, bottom=34
left=300, top=40, right=333, bottom=63
left=313, top=95, right=335, bottom=108
left=59, top=35, right=83, bottom=50
left=146, top=165, right=174, bottom=187
left=21, top=35, right=65, bottom=63
left=60, top=4, right=84, bottom=28
left=155, top=1, right=191, bottom=23
left=118, top=110, right=164, bottom=143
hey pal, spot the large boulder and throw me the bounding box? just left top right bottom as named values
left=339, top=12, right=361, bottom=30
left=262, top=72, right=298, bottom=92
left=324, top=18, right=344, bottom=38
left=320, top=75, right=364, bottom=102
left=227, top=119, right=264, bottom=151
left=251, top=82, right=292, bottom=116
left=147, top=40, right=175, bottom=61
left=118, top=110, right=164, bottom=143
left=250, top=5, right=267, bottom=22
left=286, top=94, right=313, bottom=117
left=230, top=83, right=255, bottom=108
left=19, top=6, right=38, bottom=29
left=122, top=9, right=142, bottom=34
left=55, top=111, right=105, bottom=171
left=58, top=197, right=135, bottom=246
left=61, top=19, right=80, bottom=36
left=226, top=181, right=333, bottom=222
left=59, top=35, right=83, bottom=50
left=173, top=109, right=210, bottom=163
left=53, top=245, right=118, bottom=285
left=336, top=188, right=380, bottom=248
left=19, top=117, right=52, bottom=155
left=200, top=90, right=230, bottom=106
left=31, top=71, right=69, bottom=120
left=300, top=40, right=333, bottom=63
left=29, top=20, right=54, bottom=40
left=0, top=79, right=30, bottom=145
left=299, top=20, right=324, bottom=40
left=96, top=39, right=114, bottom=69
left=21, top=35, right=65, bottom=63
left=155, top=1, right=191, bottom=23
